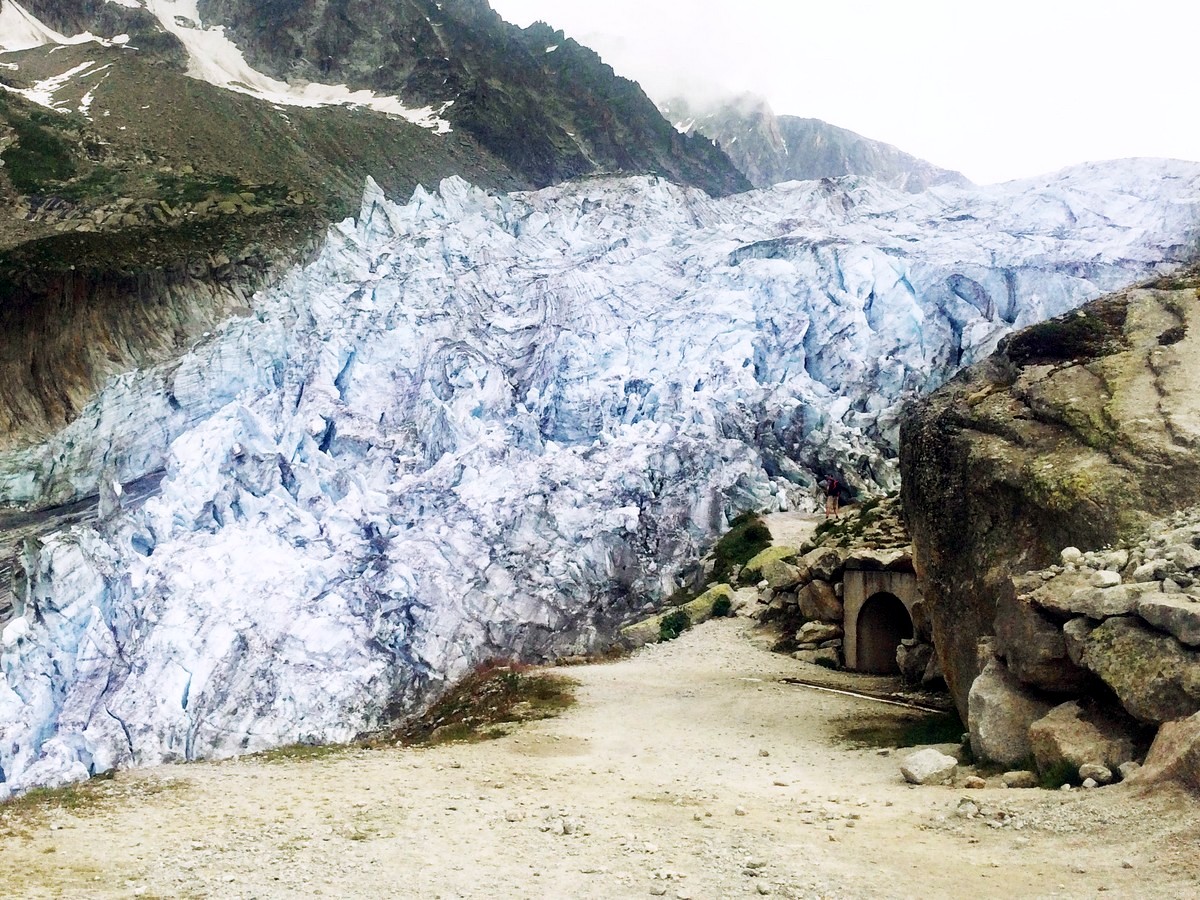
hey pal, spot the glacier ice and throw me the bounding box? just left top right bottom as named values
left=1, top=160, right=1198, bottom=793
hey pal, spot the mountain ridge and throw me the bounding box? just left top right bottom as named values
left=662, top=93, right=971, bottom=192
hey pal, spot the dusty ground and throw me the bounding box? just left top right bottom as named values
left=2, top=618, right=1198, bottom=899
left=762, top=510, right=822, bottom=549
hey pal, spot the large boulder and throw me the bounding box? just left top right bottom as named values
left=619, top=584, right=736, bottom=649
left=796, top=621, right=843, bottom=644
left=1081, top=616, right=1200, bottom=724
left=797, top=579, right=842, bottom=623
left=968, top=657, right=1054, bottom=767
left=761, top=559, right=807, bottom=591
left=742, top=545, right=800, bottom=583
left=1127, top=711, right=1200, bottom=792
left=1136, top=595, right=1200, bottom=647
left=801, top=546, right=844, bottom=582
left=1028, top=701, right=1143, bottom=775
left=901, top=272, right=1200, bottom=718
left=1034, top=581, right=1162, bottom=620
left=994, top=591, right=1091, bottom=693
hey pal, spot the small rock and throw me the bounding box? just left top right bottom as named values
left=1078, top=763, right=1113, bottom=785
left=963, top=775, right=986, bottom=789
left=1117, top=761, right=1141, bottom=781
left=756, top=885, right=772, bottom=895
left=1000, top=770, right=1038, bottom=789
left=759, top=749, right=770, bottom=757
left=1089, top=569, right=1122, bottom=589
left=735, top=806, right=748, bottom=816
left=1061, top=547, right=1084, bottom=565
left=900, top=748, right=958, bottom=785
left=1082, top=777, right=1099, bottom=789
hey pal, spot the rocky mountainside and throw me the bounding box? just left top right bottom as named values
left=1, top=160, right=1196, bottom=793
left=16, top=0, right=747, bottom=195
left=0, top=0, right=747, bottom=448
left=901, top=266, right=1200, bottom=721
left=662, top=94, right=970, bottom=192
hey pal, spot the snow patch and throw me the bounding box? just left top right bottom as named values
left=140, top=0, right=452, bottom=132
left=0, top=0, right=113, bottom=52
left=0, top=60, right=111, bottom=117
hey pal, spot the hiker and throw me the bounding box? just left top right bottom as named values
left=823, top=474, right=840, bottom=518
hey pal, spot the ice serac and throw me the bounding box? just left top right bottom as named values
left=2, top=159, right=1199, bottom=793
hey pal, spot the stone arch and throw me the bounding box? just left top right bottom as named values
left=842, top=568, right=923, bottom=674
left=854, top=592, right=913, bottom=675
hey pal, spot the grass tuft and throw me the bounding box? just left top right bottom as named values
left=711, top=511, right=772, bottom=583
left=387, top=660, right=577, bottom=748
left=659, top=608, right=692, bottom=641
left=834, top=709, right=965, bottom=749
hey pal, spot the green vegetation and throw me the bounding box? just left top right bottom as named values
left=834, top=709, right=965, bottom=749
left=255, top=743, right=349, bottom=764
left=1, top=110, right=79, bottom=193
left=391, top=660, right=576, bottom=747
left=659, top=608, right=692, bottom=641
left=1004, top=298, right=1128, bottom=366
left=1038, top=758, right=1081, bottom=790
left=0, top=771, right=181, bottom=827
left=710, top=595, right=733, bottom=618
left=1158, top=325, right=1186, bottom=346
left=711, top=511, right=772, bottom=582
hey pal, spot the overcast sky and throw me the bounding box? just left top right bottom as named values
left=490, top=0, right=1199, bottom=185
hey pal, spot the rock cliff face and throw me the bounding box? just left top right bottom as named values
left=901, top=266, right=1200, bottom=719
left=661, top=94, right=970, bottom=192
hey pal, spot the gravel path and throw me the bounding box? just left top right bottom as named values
left=2, top=618, right=1198, bottom=899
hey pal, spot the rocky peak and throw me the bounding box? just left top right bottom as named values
left=190, top=0, right=750, bottom=194
left=663, top=92, right=971, bottom=192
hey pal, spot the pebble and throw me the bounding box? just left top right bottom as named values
left=757, top=885, right=772, bottom=895
left=735, top=806, right=748, bottom=816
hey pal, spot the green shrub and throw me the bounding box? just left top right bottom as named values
left=2, top=114, right=78, bottom=193
left=711, top=596, right=733, bottom=618
left=659, top=609, right=691, bottom=642
left=711, top=512, right=771, bottom=582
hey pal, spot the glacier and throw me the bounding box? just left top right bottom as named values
left=1, top=160, right=1199, bottom=794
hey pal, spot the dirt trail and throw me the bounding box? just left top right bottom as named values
left=2, top=618, right=1198, bottom=899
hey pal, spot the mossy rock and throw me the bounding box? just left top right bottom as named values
left=620, top=584, right=736, bottom=649
left=741, top=545, right=800, bottom=582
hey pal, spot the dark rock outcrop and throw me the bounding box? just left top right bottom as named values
left=191, top=1, right=748, bottom=196
left=901, top=268, right=1200, bottom=718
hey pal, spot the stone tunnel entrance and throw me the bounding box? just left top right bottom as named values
left=854, top=592, right=913, bottom=674
left=843, top=566, right=922, bottom=675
